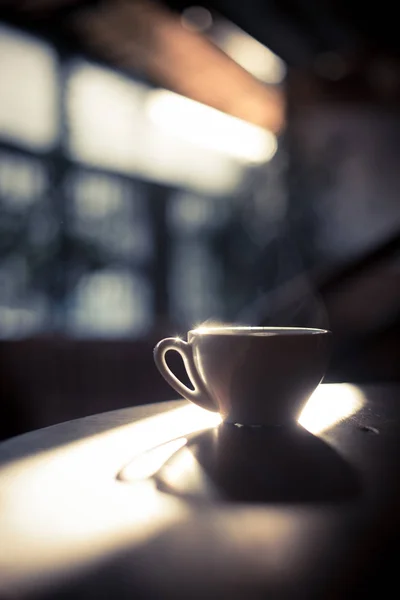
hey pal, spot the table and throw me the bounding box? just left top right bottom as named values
left=1, top=383, right=400, bottom=599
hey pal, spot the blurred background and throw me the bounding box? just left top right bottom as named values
left=0, top=0, right=400, bottom=439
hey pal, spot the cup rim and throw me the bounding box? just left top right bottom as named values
left=189, top=326, right=331, bottom=336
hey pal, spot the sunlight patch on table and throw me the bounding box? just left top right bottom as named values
left=298, top=384, right=365, bottom=434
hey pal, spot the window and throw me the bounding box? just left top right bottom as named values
left=0, top=24, right=282, bottom=339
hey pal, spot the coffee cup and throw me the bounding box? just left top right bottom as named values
left=154, top=327, right=331, bottom=426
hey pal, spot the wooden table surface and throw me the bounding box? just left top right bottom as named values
left=0, top=383, right=399, bottom=599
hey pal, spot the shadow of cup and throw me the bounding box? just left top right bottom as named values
left=155, top=423, right=360, bottom=504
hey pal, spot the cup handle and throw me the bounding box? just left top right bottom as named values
left=154, top=338, right=217, bottom=412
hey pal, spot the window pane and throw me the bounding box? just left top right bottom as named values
left=167, top=191, right=228, bottom=236
left=0, top=151, right=47, bottom=207
left=66, top=270, right=153, bottom=338
left=0, top=255, right=50, bottom=338
left=67, top=61, right=147, bottom=173
left=169, top=241, right=223, bottom=326
left=0, top=25, right=58, bottom=149
left=68, top=171, right=153, bottom=263
left=0, top=152, right=52, bottom=338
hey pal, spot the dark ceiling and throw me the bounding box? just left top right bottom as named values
left=166, top=0, right=400, bottom=65
left=2, top=0, right=400, bottom=66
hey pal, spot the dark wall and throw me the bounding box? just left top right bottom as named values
left=0, top=338, right=190, bottom=441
